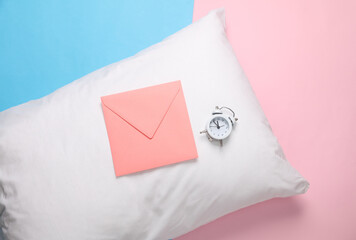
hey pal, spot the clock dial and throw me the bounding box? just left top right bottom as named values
left=208, top=116, right=230, bottom=139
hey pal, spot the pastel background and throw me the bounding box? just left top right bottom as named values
left=178, top=0, right=356, bottom=239
left=1, top=0, right=356, bottom=239
left=0, top=1, right=193, bottom=238
left=0, top=0, right=193, bottom=111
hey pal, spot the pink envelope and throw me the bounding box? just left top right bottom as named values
left=101, top=80, right=198, bottom=176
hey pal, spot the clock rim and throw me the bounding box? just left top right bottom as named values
left=206, top=114, right=232, bottom=140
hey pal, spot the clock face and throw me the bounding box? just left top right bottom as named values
left=207, top=115, right=232, bottom=140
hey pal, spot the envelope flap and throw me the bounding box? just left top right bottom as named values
left=101, top=81, right=181, bottom=139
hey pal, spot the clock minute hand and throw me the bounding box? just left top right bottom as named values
left=216, top=120, right=220, bottom=129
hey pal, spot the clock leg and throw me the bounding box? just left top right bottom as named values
left=220, top=140, right=223, bottom=146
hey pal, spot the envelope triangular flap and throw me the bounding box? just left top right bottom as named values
left=101, top=81, right=181, bottom=139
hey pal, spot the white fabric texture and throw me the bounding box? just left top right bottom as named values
left=0, top=9, right=309, bottom=240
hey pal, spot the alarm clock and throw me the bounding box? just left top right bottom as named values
left=200, top=106, right=238, bottom=146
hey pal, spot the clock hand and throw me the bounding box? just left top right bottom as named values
left=216, top=120, right=220, bottom=129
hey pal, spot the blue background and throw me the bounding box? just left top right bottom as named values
left=0, top=0, right=193, bottom=111
left=0, top=0, right=193, bottom=238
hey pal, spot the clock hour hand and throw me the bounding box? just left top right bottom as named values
left=212, top=120, right=219, bottom=129
left=216, top=120, right=220, bottom=129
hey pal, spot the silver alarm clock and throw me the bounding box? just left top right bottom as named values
left=200, top=106, right=238, bottom=146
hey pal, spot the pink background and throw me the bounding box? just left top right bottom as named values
left=178, top=0, right=356, bottom=239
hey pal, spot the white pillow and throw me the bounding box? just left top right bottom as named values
left=0, top=9, right=308, bottom=240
